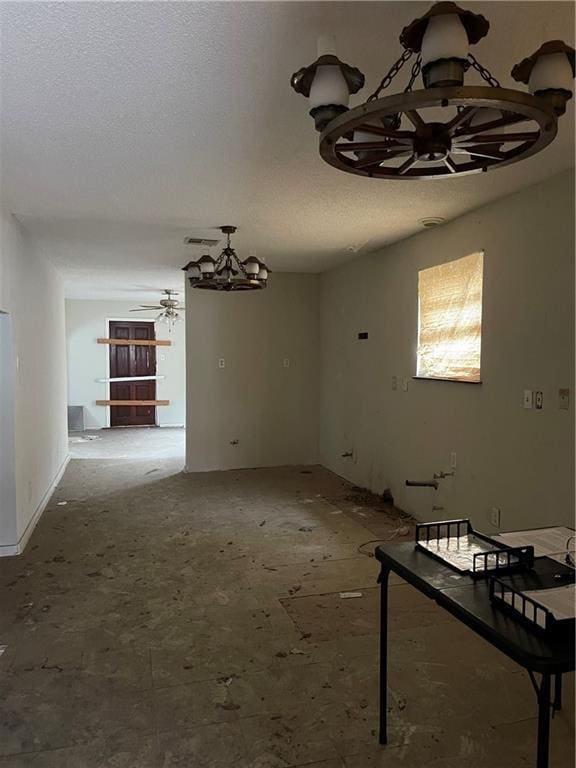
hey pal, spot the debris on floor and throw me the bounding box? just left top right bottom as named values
left=339, top=591, right=363, bottom=599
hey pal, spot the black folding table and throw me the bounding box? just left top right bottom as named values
left=375, top=542, right=575, bottom=768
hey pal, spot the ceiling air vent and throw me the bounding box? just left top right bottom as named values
left=184, top=237, right=220, bottom=246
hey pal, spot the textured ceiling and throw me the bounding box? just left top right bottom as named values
left=1, top=1, right=574, bottom=299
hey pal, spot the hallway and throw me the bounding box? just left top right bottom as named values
left=0, top=451, right=573, bottom=767
left=68, top=427, right=186, bottom=462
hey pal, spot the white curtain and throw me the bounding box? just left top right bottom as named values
left=417, top=252, right=484, bottom=382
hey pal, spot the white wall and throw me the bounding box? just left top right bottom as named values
left=0, top=210, right=68, bottom=554
left=185, top=273, right=319, bottom=472
left=65, top=300, right=186, bottom=429
left=320, top=171, right=575, bottom=532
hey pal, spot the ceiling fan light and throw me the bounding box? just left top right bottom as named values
left=257, top=265, right=269, bottom=281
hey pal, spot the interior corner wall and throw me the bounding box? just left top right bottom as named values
left=185, top=273, right=320, bottom=472
left=65, top=300, right=186, bottom=429
left=319, top=170, right=575, bottom=532
left=0, top=209, right=68, bottom=554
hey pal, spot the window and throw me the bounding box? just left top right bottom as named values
left=417, top=252, right=484, bottom=383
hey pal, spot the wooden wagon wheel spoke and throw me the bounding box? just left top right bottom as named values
left=355, top=124, right=415, bottom=143
left=452, top=147, right=506, bottom=161
left=445, top=107, right=480, bottom=135
left=454, top=131, right=539, bottom=145
left=443, top=156, right=459, bottom=173
left=453, top=113, right=531, bottom=138
left=405, top=110, right=427, bottom=131
left=397, top=153, right=419, bottom=175
left=353, top=149, right=414, bottom=170
left=336, top=140, right=411, bottom=152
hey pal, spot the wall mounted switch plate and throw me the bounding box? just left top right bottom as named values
left=559, top=388, right=570, bottom=410
left=218, top=358, right=225, bottom=369
left=283, top=358, right=290, bottom=368
left=450, top=451, right=457, bottom=470
left=523, top=390, right=533, bottom=409
left=535, top=390, right=543, bottom=410
left=402, top=378, right=409, bottom=392
left=490, top=507, right=501, bottom=528
left=391, top=376, right=398, bottom=391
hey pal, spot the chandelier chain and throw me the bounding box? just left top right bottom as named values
left=367, top=48, right=414, bottom=102
left=467, top=53, right=501, bottom=88
left=404, top=55, right=422, bottom=93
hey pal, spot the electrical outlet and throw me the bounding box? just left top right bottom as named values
left=523, top=390, right=533, bottom=409
left=450, top=451, right=457, bottom=470
left=535, top=390, right=543, bottom=410
left=218, top=358, right=225, bottom=369
left=490, top=507, right=501, bottom=528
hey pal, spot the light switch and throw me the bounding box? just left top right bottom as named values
left=535, top=390, right=543, bottom=410
left=402, top=378, right=409, bottom=392
left=523, top=390, right=533, bottom=409
left=559, top=388, right=570, bottom=410
left=283, top=358, right=290, bottom=368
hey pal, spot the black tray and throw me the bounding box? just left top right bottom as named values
left=415, top=519, right=534, bottom=578
left=490, top=577, right=574, bottom=636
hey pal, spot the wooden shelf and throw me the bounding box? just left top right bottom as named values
left=97, top=338, right=172, bottom=347
left=96, top=400, right=170, bottom=406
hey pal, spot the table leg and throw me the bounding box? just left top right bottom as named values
left=537, top=673, right=551, bottom=768
left=379, top=566, right=390, bottom=745
left=553, top=672, right=562, bottom=712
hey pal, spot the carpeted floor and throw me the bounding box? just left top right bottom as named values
left=0, top=429, right=573, bottom=766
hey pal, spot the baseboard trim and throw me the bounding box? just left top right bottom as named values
left=0, top=453, right=71, bottom=557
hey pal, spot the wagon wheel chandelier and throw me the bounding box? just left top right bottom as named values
left=290, top=2, right=575, bottom=180
left=183, top=226, right=269, bottom=291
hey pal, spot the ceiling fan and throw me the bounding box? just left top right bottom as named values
left=130, top=289, right=184, bottom=329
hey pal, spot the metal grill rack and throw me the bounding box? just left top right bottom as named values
left=489, top=577, right=559, bottom=634
left=415, top=519, right=534, bottom=578
left=472, top=545, right=534, bottom=576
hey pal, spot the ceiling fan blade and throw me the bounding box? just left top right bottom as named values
left=129, top=307, right=161, bottom=312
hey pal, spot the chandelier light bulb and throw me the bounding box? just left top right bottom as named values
left=186, top=263, right=201, bottom=279
left=199, top=255, right=215, bottom=275
left=242, top=257, right=260, bottom=276
left=528, top=52, right=574, bottom=95
left=420, top=13, right=469, bottom=67
left=309, top=66, right=350, bottom=110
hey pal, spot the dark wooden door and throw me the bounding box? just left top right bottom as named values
left=109, top=321, right=156, bottom=427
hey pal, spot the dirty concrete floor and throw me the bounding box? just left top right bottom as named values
left=0, top=451, right=574, bottom=767
left=69, top=427, right=185, bottom=461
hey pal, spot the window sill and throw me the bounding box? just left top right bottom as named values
left=412, top=376, right=482, bottom=385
